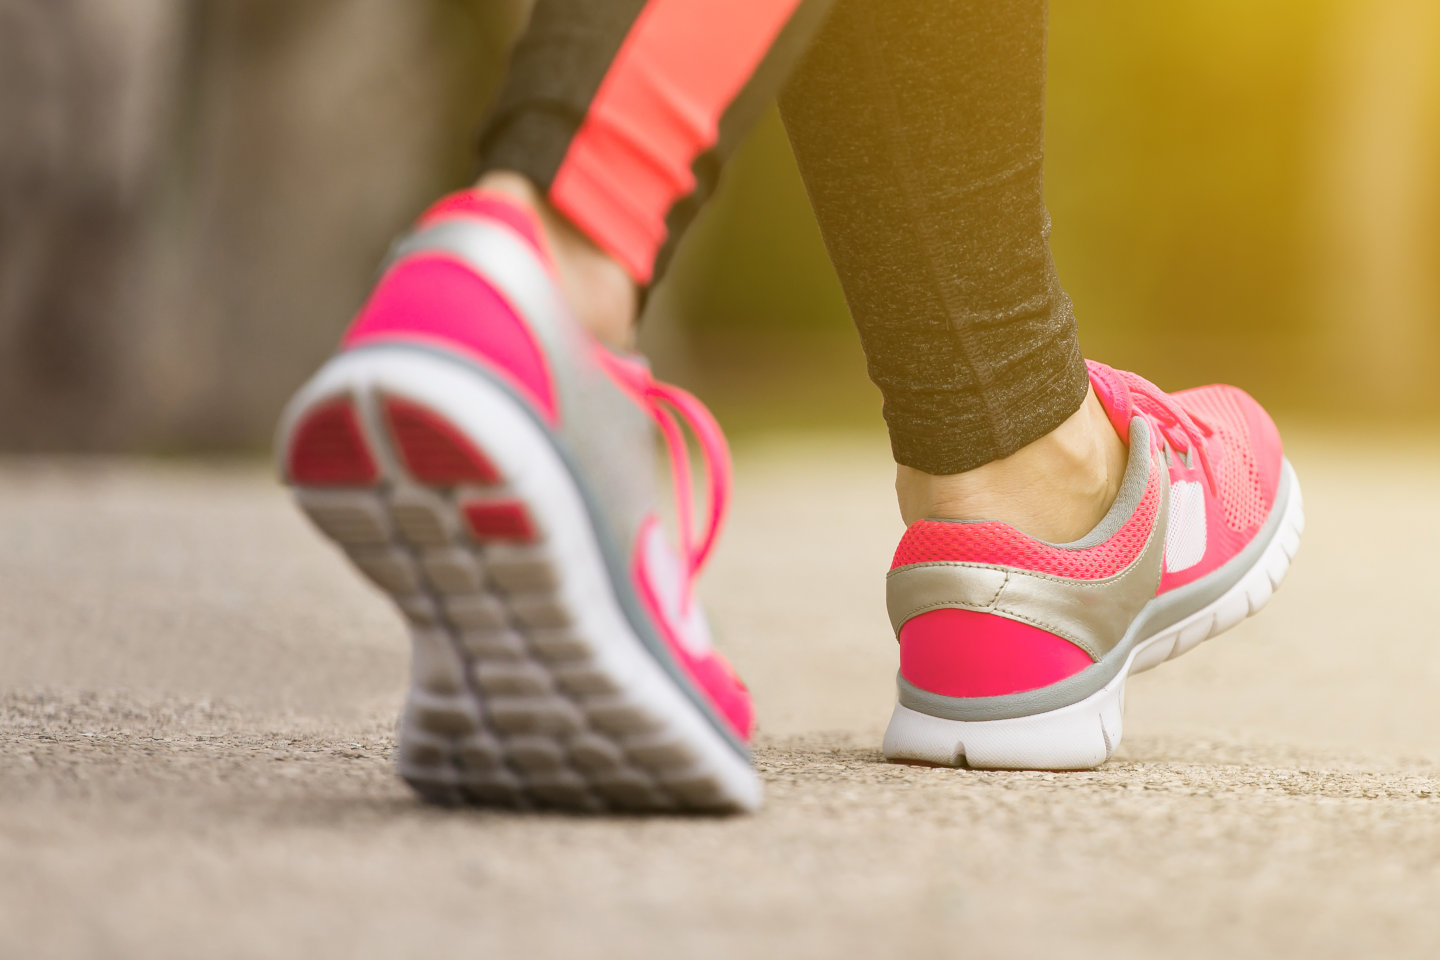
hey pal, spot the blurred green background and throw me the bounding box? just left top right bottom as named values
left=1, top=0, right=1437, bottom=452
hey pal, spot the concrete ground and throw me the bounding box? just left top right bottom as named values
left=4, top=432, right=1440, bottom=959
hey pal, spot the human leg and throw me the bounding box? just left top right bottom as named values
left=475, top=0, right=834, bottom=345
left=781, top=0, right=1303, bottom=767
left=781, top=0, right=1081, bottom=477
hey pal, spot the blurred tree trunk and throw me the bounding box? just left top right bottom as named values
left=0, top=0, right=528, bottom=451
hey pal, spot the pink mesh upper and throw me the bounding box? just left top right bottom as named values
left=1173, top=385, right=1268, bottom=532
left=891, top=466, right=1160, bottom=578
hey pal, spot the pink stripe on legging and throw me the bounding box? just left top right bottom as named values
left=549, top=0, right=802, bottom=284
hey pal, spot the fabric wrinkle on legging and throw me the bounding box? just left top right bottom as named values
left=475, top=0, right=1090, bottom=476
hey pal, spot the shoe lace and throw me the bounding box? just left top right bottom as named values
left=1116, top=367, right=1218, bottom=492
left=596, top=352, right=731, bottom=613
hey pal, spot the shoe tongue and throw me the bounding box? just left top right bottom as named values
left=1084, top=360, right=1137, bottom=444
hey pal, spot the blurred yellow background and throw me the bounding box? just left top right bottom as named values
left=1, top=0, right=1436, bottom=451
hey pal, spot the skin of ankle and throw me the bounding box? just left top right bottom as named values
left=474, top=171, right=639, bottom=349
left=895, top=387, right=1130, bottom=542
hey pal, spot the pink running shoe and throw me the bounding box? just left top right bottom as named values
left=276, top=190, right=759, bottom=812
left=883, top=360, right=1305, bottom=770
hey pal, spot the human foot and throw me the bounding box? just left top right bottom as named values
left=882, top=360, right=1304, bottom=770
left=276, top=189, right=758, bottom=812
left=474, top=171, right=638, bottom=350
left=895, top=387, right=1129, bottom=541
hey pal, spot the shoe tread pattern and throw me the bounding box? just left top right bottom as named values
left=286, top=390, right=741, bottom=813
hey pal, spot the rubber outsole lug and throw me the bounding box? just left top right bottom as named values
left=285, top=397, right=379, bottom=487
left=383, top=395, right=501, bottom=486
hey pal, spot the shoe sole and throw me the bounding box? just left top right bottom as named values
left=882, top=465, right=1305, bottom=770
left=277, top=347, right=760, bottom=813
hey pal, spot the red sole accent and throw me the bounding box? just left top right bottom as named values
left=463, top=500, right=537, bottom=543
left=287, top=398, right=379, bottom=486
left=384, top=396, right=502, bottom=486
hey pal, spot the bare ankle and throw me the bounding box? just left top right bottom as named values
left=474, top=171, right=639, bottom=349
left=895, top=387, right=1129, bottom=541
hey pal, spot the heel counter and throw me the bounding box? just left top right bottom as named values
left=342, top=257, right=558, bottom=424
left=898, top=609, right=1093, bottom=699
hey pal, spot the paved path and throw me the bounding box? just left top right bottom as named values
left=4, top=435, right=1440, bottom=959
